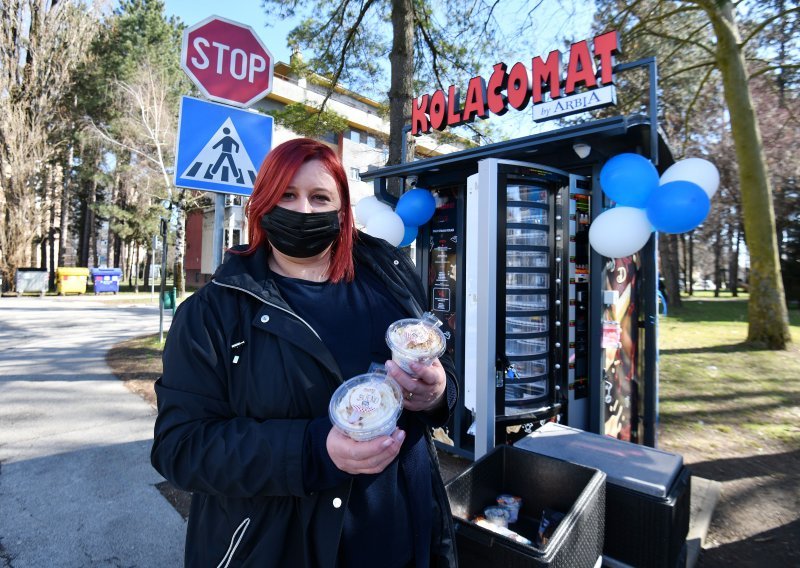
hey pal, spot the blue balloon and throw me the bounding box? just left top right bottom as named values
left=646, top=180, right=710, bottom=234
left=399, top=225, right=418, bottom=247
left=599, top=153, right=659, bottom=208
left=395, top=189, right=436, bottom=226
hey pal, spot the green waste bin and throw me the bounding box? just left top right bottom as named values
left=161, top=287, right=177, bottom=311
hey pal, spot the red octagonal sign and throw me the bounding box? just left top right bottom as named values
left=181, top=15, right=274, bottom=108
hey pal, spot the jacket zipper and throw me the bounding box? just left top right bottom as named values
left=212, top=280, right=322, bottom=340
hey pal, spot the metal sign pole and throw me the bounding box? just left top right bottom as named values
left=212, top=193, right=225, bottom=270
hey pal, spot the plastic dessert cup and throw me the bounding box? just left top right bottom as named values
left=483, top=506, right=510, bottom=528
left=329, top=372, right=403, bottom=441
left=385, top=312, right=446, bottom=375
left=497, top=494, right=522, bottom=523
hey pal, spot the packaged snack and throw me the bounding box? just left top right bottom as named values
left=329, top=372, right=403, bottom=441
left=483, top=506, right=510, bottom=528
left=386, top=312, right=446, bottom=375
left=496, top=494, right=522, bottom=523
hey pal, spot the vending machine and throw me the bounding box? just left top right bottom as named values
left=462, top=159, right=592, bottom=458
left=362, top=116, right=670, bottom=459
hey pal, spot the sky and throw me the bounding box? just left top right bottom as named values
left=163, top=0, right=297, bottom=64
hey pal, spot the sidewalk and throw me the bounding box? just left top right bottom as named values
left=0, top=296, right=184, bottom=567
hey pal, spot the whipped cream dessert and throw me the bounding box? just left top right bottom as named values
left=386, top=314, right=446, bottom=374
left=329, top=374, right=402, bottom=441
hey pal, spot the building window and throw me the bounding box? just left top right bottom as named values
left=349, top=167, right=361, bottom=181
left=319, top=131, right=337, bottom=144
left=224, top=229, right=242, bottom=249
left=350, top=130, right=360, bottom=143
left=366, top=135, right=376, bottom=148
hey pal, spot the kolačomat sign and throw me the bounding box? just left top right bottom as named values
left=411, top=31, right=620, bottom=135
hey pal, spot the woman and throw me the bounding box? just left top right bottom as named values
left=151, top=138, right=458, bottom=567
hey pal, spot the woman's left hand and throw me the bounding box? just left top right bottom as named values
left=386, top=358, right=446, bottom=412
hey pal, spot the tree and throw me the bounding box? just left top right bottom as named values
left=0, top=0, right=98, bottom=291
left=594, top=0, right=796, bottom=349
left=82, top=0, right=193, bottom=295
left=261, top=0, right=504, bottom=171
left=702, top=0, right=793, bottom=348
left=89, top=59, right=196, bottom=295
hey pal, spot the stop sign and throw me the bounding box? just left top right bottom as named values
left=181, top=15, right=274, bottom=108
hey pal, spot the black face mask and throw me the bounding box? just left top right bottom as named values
left=260, top=206, right=341, bottom=258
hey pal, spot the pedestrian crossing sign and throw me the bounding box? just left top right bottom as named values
left=174, top=96, right=273, bottom=196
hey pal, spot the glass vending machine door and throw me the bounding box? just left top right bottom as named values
left=464, top=159, right=575, bottom=458
left=503, top=181, right=552, bottom=414
left=499, top=161, right=574, bottom=421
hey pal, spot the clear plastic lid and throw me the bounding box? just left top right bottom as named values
left=329, top=373, right=403, bottom=441
left=385, top=312, right=447, bottom=374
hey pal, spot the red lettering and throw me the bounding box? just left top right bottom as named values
left=506, top=62, right=530, bottom=110
left=565, top=40, right=597, bottom=95
left=594, top=31, right=620, bottom=85
left=462, top=76, right=488, bottom=122
left=411, top=94, right=430, bottom=135
left=430, top=89, right=447, bottom=130
left=446, top=85, right=462, bottom=126
left=532, top=50, right=561, bottom=104
left=487, top=62, right=509, bottom=115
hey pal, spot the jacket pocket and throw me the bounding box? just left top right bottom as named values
left=216, top=517, right=251, bottom=568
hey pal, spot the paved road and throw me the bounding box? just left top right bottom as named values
left=0, top=296, right=184, bottom=567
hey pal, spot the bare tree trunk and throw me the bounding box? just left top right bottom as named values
left=386, top=0, right=415, bottom=197
left=107, top=173, right=118, bottom=267
left=659, top=232, right=682, bottom=309
left=173, top=206, right=186, bottom=297
left=133, top=243, right=140, bottom=293
left=688, top=231, right=695, bottom=296
left=704, top=0, right=790, bottom=348
left=144, top=247, right=152, bottom=288
left=40, top=165, right=53, bottom=271
left=126, top=241, right=134, bottom=287
left=681, top=233, right=688, bottom=294
left=730, top=224, right=741, bottom=297
left=58, top=144, right=73, bottom=269
left=48, top=166, right=59, bottom=289
left=713, top=231, right=722, bottom=298
left=83, top=171, right=97, bottom=267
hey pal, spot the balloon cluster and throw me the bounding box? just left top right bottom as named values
left=355, top=189, right=436, bottom=247
left=589, top=154, right=719, bottom=258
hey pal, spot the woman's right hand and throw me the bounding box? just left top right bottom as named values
left=326, top=427, right=406, bottom=475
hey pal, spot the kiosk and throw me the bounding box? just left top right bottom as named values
left=362, top=115, right=672, bottom=459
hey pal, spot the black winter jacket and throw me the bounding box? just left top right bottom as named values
left=151, top=232, right=458, bottom=567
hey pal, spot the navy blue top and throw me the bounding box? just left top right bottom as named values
left=274, top=265, right=432, bottom=568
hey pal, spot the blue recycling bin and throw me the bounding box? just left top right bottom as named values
left=90, top=267, right=122, bottom=294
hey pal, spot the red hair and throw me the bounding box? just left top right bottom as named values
left=241, top=138, right=356, bottom=282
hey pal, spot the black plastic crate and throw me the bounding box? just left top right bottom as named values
left=515, top=423, right=691, bottom=568
left=445, top=445, right=606, bottom=568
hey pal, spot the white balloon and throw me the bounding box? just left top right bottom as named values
left=364, top=209, right=406, bottom=247
left=659, top=158, right=720, bottom=198
left=355, top=196, right=392, bottom=226
left=589, top=207, right=653, bottom=258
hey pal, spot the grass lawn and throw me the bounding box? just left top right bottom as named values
left=657, top=292, right=800, bottom=454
